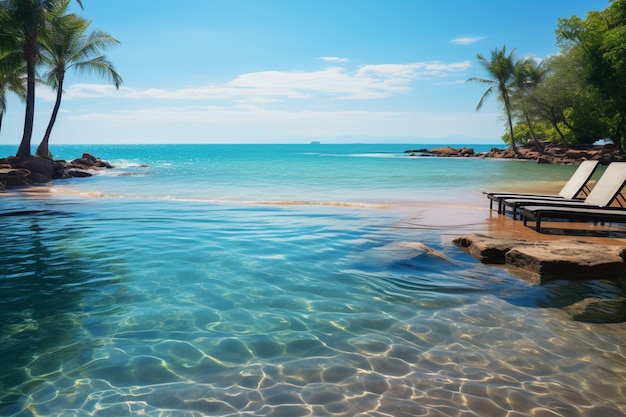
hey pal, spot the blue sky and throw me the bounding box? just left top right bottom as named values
left=2, top=0, right=611, bottom=145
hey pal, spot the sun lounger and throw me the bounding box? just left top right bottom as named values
left=520, top=205, right=626, bottom=233
left=486, top=160, right=598, bottom=213
left=518, top=162, right=626, bottom=232
left=498, top=162, right=626, bottom=219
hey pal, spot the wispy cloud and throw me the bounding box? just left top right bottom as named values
left=450, top=36, right=485, bottom=45
left=61, top=59, right=471, bottom=102
left=320, top=56, right=349, bottom=63
left=67, top=106, right=500, bottom=142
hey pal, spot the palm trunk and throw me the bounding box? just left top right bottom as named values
left=36, top=76, right=64, bottom=160
left=525, top=113, right=544, bottom=152
left=16, top=37, right=37, bottom=161
left=503, top=92, right=518, bottom=154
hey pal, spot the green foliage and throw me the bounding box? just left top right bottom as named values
left=472, top=0, right=626, bottom=150
left=0, top=0, right=118, bottom=159
left=556, top=0, right=626, bottom=147
left=504, top=120, right=575, bottom=145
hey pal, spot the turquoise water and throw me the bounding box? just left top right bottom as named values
left=1, top=144, right=625, bottom=416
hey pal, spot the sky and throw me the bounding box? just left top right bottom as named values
left=1, top=0, right=611, bottom=145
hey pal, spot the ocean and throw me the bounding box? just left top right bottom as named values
left=1, top=144, right=624, bottom=416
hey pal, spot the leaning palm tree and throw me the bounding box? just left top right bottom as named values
left=467, top=46, right=520, bottom=154
left=36, top=12, right=121, bottom=159
left=0, top=0, right=82, bottom=160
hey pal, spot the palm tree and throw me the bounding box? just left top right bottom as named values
left=467, top=46, right=520, bottom=153
left=0, top=0, right=82, bottom=161
left=0, top=48, right=27, bottom=135
left=36, top=12, right=121, bottom=159
left=513, top=58, right=547, bottom=151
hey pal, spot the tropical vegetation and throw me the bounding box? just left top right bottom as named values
left=0, top=0, right=120, bottom=161
left=469, top=0, right=626, bottom=151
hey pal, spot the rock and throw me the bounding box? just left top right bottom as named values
left=563, top=297, right=626, bottom=323
left=565, top=149, right=592, bottom=159
left=71, top=157, right=96, bottom=168
left=81, top=152, right=98, bottom=164
left=0, top=168, right=31, bottom=187
left=67, top=170, right=93, bottom=178
left=27, top=171, right=53, bottom=184
left=18, top=157, right=54, bottom=183
left=453, top=233, right=626, bottom=283
left=429, top=147, right=459, bottom=157
left=453, top=234, right=533, bottom=264
left=505, top=242, right=626, bottom=282
left=406, top=144, right=626, bottom=165
left=1, top=151, right=114, bottom=189
left=363, top=241, right=451, bottom=266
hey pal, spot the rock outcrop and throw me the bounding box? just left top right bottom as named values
left=406, top=143, right=626, bottom=165
left=453, top=233, right=626, bottom=283
left=0, top=152, right=113, bottom=187
left=454, top=233, right=626, bottom=323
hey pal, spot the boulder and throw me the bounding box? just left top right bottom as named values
left=0, top=168, right=31, bottom=187
left=453, top=233, right=626, bottom=283
left=18, top=157, right=54, bottom=183
left=66, top=169, right=93, bottom=178
left=453, top=234, right=533, bottom=264
left=505, top=242, right=626, bottom=282
left=81, top=152, right=98, bottom=164
left=70, top=157, right=96, bottom=168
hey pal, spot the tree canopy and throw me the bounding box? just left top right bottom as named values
left=470, top=0, right=626, bottom=150
left=0, top=0, right=119, bottom=160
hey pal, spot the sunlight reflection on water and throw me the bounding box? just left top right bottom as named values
left=1, top=180, right=625, bottom=416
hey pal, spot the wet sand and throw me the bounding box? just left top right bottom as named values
left=4, top=181, right=626, bottom=247
left=397, top=186, right=626, bottom=247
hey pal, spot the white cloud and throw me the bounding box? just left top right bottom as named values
left=450, top=36, right=485, bottom=45
left=320, top=56, right=349, bottom=63
left=61, top=59, right=472, bottom=102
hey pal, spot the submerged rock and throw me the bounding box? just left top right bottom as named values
left=563, top=297, right=626, bottom=323
left=362, top=241, right=451, bottom=266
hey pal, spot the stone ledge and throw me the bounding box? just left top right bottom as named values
left=453, top=233, right=626, bottom=284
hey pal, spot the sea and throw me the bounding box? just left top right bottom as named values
left=1, top=143, right=624, bottom=417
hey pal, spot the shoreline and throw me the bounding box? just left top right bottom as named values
left=7, top=178, right=626, bottom=247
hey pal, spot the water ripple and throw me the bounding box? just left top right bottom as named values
left=1, top=197, right=625, bottom=416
